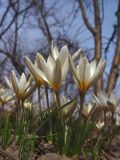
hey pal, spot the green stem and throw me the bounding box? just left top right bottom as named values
left=111, top=112, right=114, bottom=124
left=55, top=90, right=60, bottom=109
left=45, top=85, right=53, bottom=137
left=38, top=86, right=42, bottom=113
left=79, top=91, right=85, bottom=121
left=45, top=85, right=50, bottom=110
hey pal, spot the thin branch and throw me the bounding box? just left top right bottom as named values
left=78, top=0, right=97, bottom=34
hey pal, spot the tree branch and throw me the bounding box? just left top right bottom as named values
left=78, top=0, right=97, bottom=34
left=106, top=0, right=120, bottom=94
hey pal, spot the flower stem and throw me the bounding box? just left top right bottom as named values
left=111, top=112, right=114, bottom=124
left=55, top=90, right=60, bottom=109
left=38, top=86, right=42, bottom=113
left=79, top=91, right=85, bottom=121
left=45, top=85, right=53, bottom=137
left=45, top=85, right=50, bottom=110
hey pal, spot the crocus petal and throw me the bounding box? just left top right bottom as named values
left=5, top=76, right=13, bottom=90
left=78, top=57, right=86, bottom=82
left=36, top=53, right=48, bottom=72
left=36, top=67, right=50, bottom=84
left=19, top=73, right=27, bottom=93
left=88, top=60, right=106, bottom=87
left=59, top=45, right=69, bottom=65
left=89, top=60, right=97, bottom=77
left=84, top=62, right=91, bottom=85
left=72, top=49, right=82, bottom=61
left=51, top=42, right=59, bottom=60
left=52, top=59, right=61, bottom=90
left=97, top=91, right=108, bottom=106
left=61, top=58, right=69, bottom=81
left=78, top=57, right=88, bottom=91
left=25, top=57, right=44, bottom=85
left=11, top=71, right=19, bottom=97
left=69, top=56, right=78, bottom=79
left=110, top=90, right=117, bottom=105
left=62, top=98, right=77, bottom=118
left=47, top=55, right=55, bottom=72
left=36, top=53, right=52, bottom=82
left=23, top=76, right=33, bottom=93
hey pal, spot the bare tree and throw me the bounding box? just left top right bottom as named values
left=78, top=0, right=102, bottom=93
left=106, top=0, right=120, bottom=95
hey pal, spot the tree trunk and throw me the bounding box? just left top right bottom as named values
left=106, top=0, right=120, bottom=95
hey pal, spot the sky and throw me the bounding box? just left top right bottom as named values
left=20, top=0, right=118, bottom=53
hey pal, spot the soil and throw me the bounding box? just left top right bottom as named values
left=0, top=135, right=120, bottom=160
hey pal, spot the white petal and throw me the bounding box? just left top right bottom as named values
left=97, top=91, right=108, bottom=106
left=36, top=53, right=47, bottom=72
left=25, top=57, right=44, bottom=84
left=89, top=60, right=97, bottom=77
left=36, top=68, right=50, bottom=84
left=51, top=42, right=59, bottom=60
left=93, top=94, right=101, bottom=106
left=52, top=59, right=61, bottom=88
left=19, top=73, right=27, bottom=92
left=36, top=53, right=52, bottom=82
left=5, top=76, right=13, bottom=90
left=78, top=57, right=87, bottom=83
left=72, top=49, right=82, bottom=61
left=84, top=60, right=96, bottom=87
left=88, top=60, right=106, bottom=87
left=47, top=55, right=55, bottom=72
left=61, top=98, right=77, bottom=117
left=110, top=90, right=117, bottom=105
left=69, top=56, right=78, bottom=79
left=59, top=45, right=69, bottom=65
left=61, top=58, right=69, bottom=81
left=11, top=71, right=19, bottom=97
left=84, top=62, right=91, bottom=85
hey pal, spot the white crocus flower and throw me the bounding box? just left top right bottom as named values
left=24, top=101, right=32, bottom=110
left=96, top=121, right=104, bottom=129
left=82, top=103, right=94, bottom=118
left=35, top=51, right=69, bottom=91
left=69, top=55, right=106, bottom=94
left=94, top=90, right=120, bottom=112
left=0, top=88, right=13, bottom=105
left=53, top=96, right=77, bottom=119
left=5, top=71, right=33, bottom=100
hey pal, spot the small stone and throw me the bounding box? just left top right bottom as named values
left=40, top=153, right=72, bottom=160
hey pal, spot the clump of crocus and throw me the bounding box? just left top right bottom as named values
left=94, top=90, right=120, bottom=113
left=94, top=90, right=120, bottom=123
